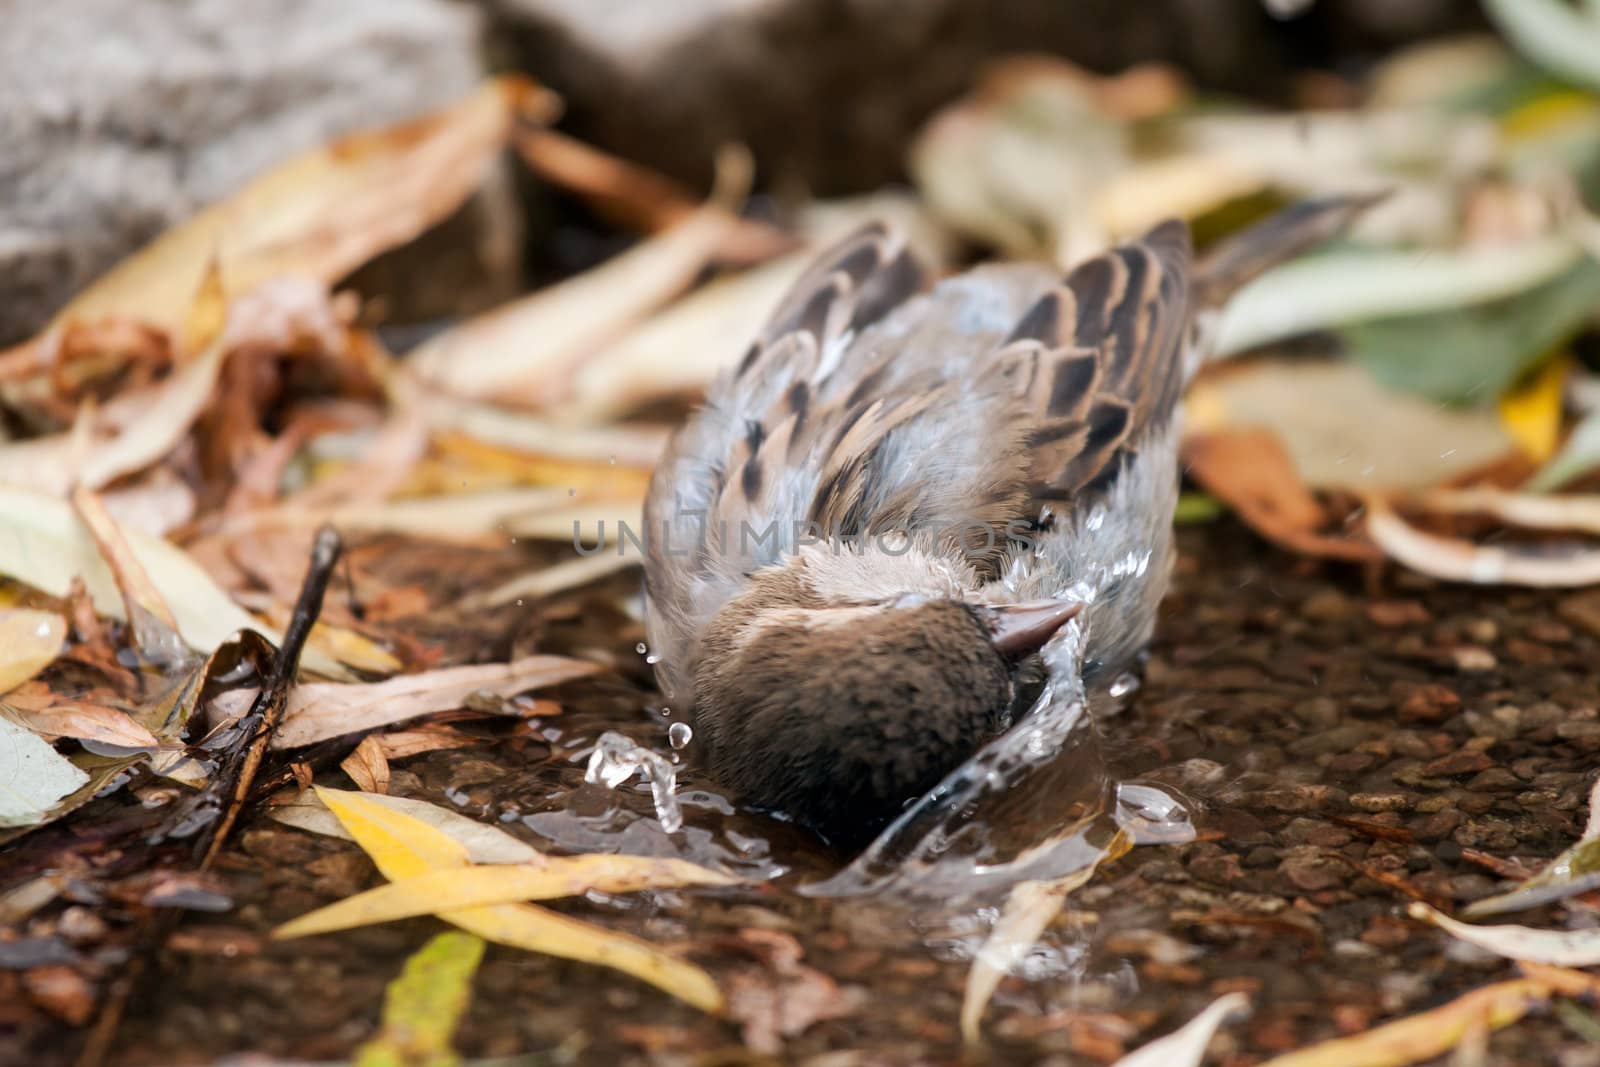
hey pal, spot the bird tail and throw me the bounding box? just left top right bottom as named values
left=1191, top=191, right=1386, bottom=309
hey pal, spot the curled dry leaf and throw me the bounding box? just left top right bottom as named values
left=408, top=146, right=752, bottom=405
left=275, top=855, right=736, bottom=939
left=210, top=654, right=600, bottom=748
left=0, top=610, right=67, bottom=696
left=1256, top=978, right=1556, bottom=1067
left=1409, top=901, right=1600, bottom=967
left=10, top=703, right=160, bottom=750
left=306, top=787, right=725, bottom=1013
left=340, top=736, right=391, bottom=795
left=1365, top=496, right=1600, bottom=587
left=2, top=76, right=553, bottom=363
left=1112, top=992, right=1251, bottom=1067
left=1181, top=430, right=1379, bottom=562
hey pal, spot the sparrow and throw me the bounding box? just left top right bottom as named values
left=642, top=198, right=1368, bottom=852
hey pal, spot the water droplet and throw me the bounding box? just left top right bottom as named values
left=1108, top=672, right=1140, bottom=699
left=645, top=653, right=660, bottom=665
left=635, top=642, right=648, bottom=655
left=515, top=599, right=524, bottom=607
left=668, top=722, right=693, bottom=749
left=584, top=731, right=684, bottom=833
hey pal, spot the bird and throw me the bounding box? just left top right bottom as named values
left=642, top=199, right=1368, bottom=852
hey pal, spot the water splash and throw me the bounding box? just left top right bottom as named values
left=584, top=731, right=685, bottom=833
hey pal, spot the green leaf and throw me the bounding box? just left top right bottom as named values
left=1341, top=259, right=1600, bottom=405
left=1484, top=0, right=1600, bottom=95
left=355, top=932, right=485, bottom=1067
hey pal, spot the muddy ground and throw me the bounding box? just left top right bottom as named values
left=8, top=518, right=1600, bottom=1066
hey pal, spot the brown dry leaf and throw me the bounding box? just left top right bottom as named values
left=10, top=702, right=160, bottom=750
left=373, top=727, right=483, bottom=761
left=1184, top=359, right=1516, bottom=491
left=406, top=146, right=752, bottom=405
left=3, top=76, right=554, bottom=362
left=71, top=486, right=181, bottom=649
left=727, top=928, right=859, bottom=1055
left=207, top=655, right=602, bottom=748
left=1182, top=430, right=1380, bottom=562
left=457, top=554, right=637, bottom=612
left=1412, top=487, right=1600, bottom=535
left=341, top=736, right=391, bottom=794
left=1365, top=496, right=1600, bottom=586
left=0, top=610, right=68, bottom=696
left=1256, top=978, right=1555, bottom=1067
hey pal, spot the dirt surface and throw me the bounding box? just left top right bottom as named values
left=8, top=518, right=1600, bottom=1066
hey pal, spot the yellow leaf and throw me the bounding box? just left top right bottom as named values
left=15, top=76, right=555, bottom=352
left=309, top=787, right=725, bottom=1014
left=0, top=610, right=67, bottom=695
left=1499, top=355, right=1568, bottom=462
left=355, top=931, right=483, bottom=1067
left=1257, top=978, right=1554, bottom=1067
left=275, top=857, right=737, bottom=939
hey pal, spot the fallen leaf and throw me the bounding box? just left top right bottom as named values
left=1365, top=496, right=1600, bottom=586
left=1498, top=356, right=1569, bottom=462
left=727, top=928, right=858, bottom=1055
left=71, top=486, right=183, bottom=661
left=1484, top=0, right=1600, bottom=94
left=209, top=655, right=600, bottom=748
left=341, top=736, right=391, bottom=795
left=1181, top=430, right=1379, bottom=562
left=1531, top=407, right=1600, bottom=491
left=1412, top=487, right=1600, bottom=536
left=272, top=790, right=543, bottom=865
left=1112, top=993, right=1251, bottom=1067
left=10, top=703, right=159, bottom=750
left=1256, top=978, right=1555, bottom=1067
left=5, top=77, right=554, bottom=360
left=408, top=147, right=751, bottom=404
left=0, top=610, right=67, bottom=695
left=962, top=834, right=1129, bottom=1043
left=0, top=487, right=348, bottom=676
left=1409, top=901, right=1600, bottom=966
left=1215, top=237, right=1582, bottom=360
left=275, top=855, right=736, bottom=939
left=308, top=787, right=724, bottom=1013
left=0, top=718, right=91, bottom=829
left=456, top=554, right=637, bottom=612
left=1185, top=359, right=1515, bottom=491
left=373, top=728, right=484, bottom=761
left=1464, top=778, right=1600, bottom=918
left=354, top=930, right=484, bottom=1067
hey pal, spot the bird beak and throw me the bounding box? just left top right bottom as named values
left=982, top=600, right=1082, bottom=658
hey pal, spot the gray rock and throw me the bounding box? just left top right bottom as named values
left=0, top=0, right=515, bottom=345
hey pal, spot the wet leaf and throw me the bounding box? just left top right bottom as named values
left=1341, top=258, right=1600, bottom=405
left=408, top=147, right=751, bottom=404
left=354, top=931, right=484, bottom=1067
left=962, top=834, right=1128, bottom=1042
left=1465, top=779, right=1600, bottom=918
left=209, top=655, right=600, bottom=748
left=1257, top=978, right=1555, bottom=1067
left=8, top=77, right=553, bottom=358
left=273, top=789, right=543, bottom=865
left=1410, top=901, right=1600, bottom=966
left=274, top=856, right=736, bottom=939
left=308, top=787, right=725, bottom=1013
left=1185, top=359, right=1514, bottom=491
left=0, top=610, right=67, bottom=695
left=0, top=718, right=90, bottom=828
left=1113, top=992, right=1251, bottom=1067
